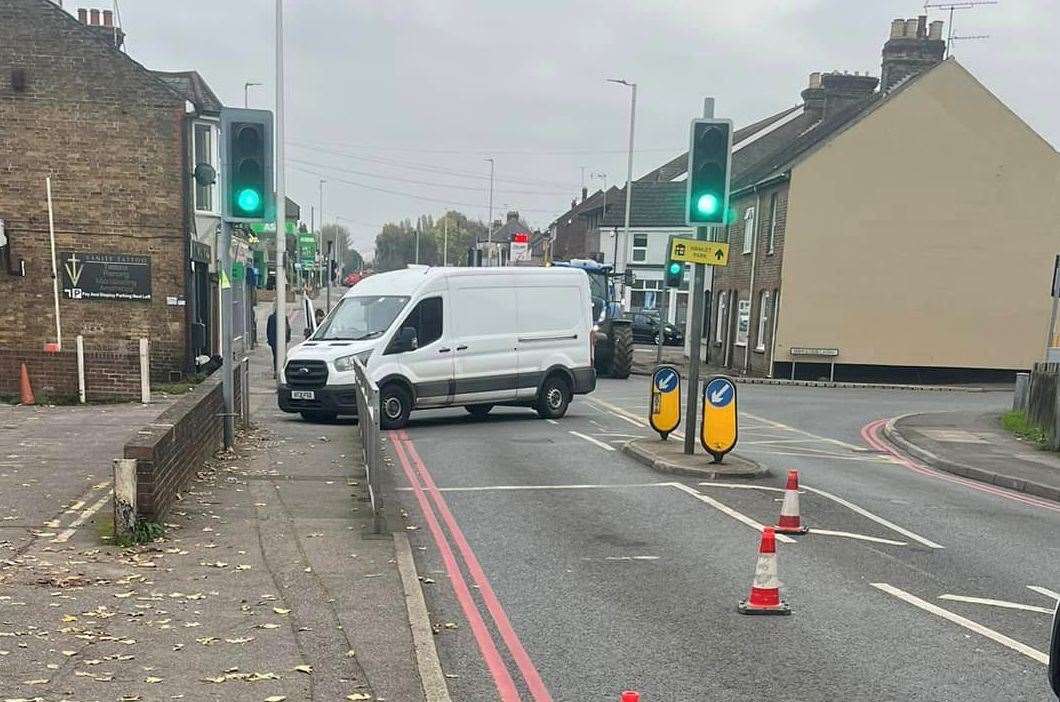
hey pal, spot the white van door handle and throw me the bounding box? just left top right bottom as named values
left=456, top=345, right=468, bottom=351
left=437, top=347, right=451, bottom=353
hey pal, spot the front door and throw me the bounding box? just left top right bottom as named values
left=386, top=295, right=453, bottom=407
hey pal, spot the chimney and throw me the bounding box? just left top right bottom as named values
left=506, top=211, right=519, bottom=223
left=89, top=8, right=99, bottom=25
left=77, top=7, right=87, bottom=22
left=880, top=15, right=946, bottom=91
left=102, top=9, right=113, bottom=27
left=581, top=187, right=588, bottom=202
left=802, top=70, right=877, bottom=119
left=78, top=6, right=125, bottom=49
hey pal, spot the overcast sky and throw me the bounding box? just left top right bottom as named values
left=91, top=0, right=1058, bottom=256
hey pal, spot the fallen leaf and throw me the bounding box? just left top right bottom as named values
left=22, top=679, right=49, bottom=685
left=273, top=608, right=291, bottom=615
left=265, top=697, right=287, bottom=702
left=347, top=695, right=372, bottom=701
left=293, top=664, right=313, bottom=674
left=145, top=676, right=164, bottom=683
left=256, top=623, right=280, bottom=630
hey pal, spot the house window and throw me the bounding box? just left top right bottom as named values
left=755, top=290, right=771, bottom=352
left=735, top=297, right=751, bottom=347
left=632, top=233, right=648, bottom=262
left=715, top=291, right=728, bottom=343
left=630, top=278, right=662, bottom=310
left=767, top=193, right=778, bottom=255
left=742, top=207, right=755, bottom=255
left=193, top=123, right=215, bottom=212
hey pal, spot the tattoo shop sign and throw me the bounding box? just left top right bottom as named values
left=61, top=252, right=152, bottom=302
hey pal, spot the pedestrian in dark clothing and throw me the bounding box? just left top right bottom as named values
left=266, top=306, right=291, bottom=375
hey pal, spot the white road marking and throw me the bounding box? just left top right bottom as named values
left=669, top=483, right=796, bottom=543
left=800, top=483, right=944, bottom=549
left=609, top=411, right=646, bottom=428
left=546, top=419, right=559, bottom=425
left=749, top=450, right=892, bottom=463
left=569, top=431, right=616, bottom=452
left=582, top=555, right=660, bottom=562
left=588, top=398, right=646, bottom=424
left=697, top=481, right=789, bottom=494
left=741, top=411, right=864, bottom=451
left=740, top=438, right=835, bottom=446
left=871, top=583, right=1049, bottom=664
left=938, top=594, right=1055, bottom=614
left=64, top=500, right=86, bottom=514
left=396, top=482, right=672, bottom=492
left=52, top=492, right=111, bottom=543
left=1028, top=585, right=1060, bottom=601
left=807, top=528, right=907, bottom=546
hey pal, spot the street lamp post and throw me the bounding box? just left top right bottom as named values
left=486, top=158, right=495, bottom=243
left=244, top=81, right=262, bottom=108
left=274, top=0, right=287, bottom=381
left=607, top=78, right=637, bottom=302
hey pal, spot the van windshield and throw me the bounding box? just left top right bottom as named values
left=313, top=295, right=410, bottom=341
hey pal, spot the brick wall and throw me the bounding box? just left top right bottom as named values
left=0, top=0, right=188, bottom=381
left=123, top=363, right=245, bottom=520
left=0, top=343, right=140, bottom=401
left=710, top=181, right=790, bottom=376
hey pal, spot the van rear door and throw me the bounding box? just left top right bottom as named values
left=449, top=273, right=519, bottom=404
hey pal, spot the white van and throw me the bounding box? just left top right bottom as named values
left=278, top=265, right=597, bottom=429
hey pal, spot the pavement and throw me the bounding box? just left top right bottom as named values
left=390, top=378, right=1058, bottom=701
left=0, top=301, right=429, bottom=702
left=885, top=410, right=1060, bottom=502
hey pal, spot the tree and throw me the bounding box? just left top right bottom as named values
left=372, top=210, right=488, bottom=271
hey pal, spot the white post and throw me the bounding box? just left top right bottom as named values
left=139, top=338, right=150, bottom=404
left=76, top=334, right=86, bottom=403
left=46, top=177, right=62, bottom=350
left=274, top=0, right=288, bottom=381
left=113, top=458, right=137, bottom=540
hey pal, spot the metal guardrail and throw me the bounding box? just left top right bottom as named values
left=352, top=358, right=384, bottom=533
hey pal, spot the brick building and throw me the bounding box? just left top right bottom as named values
left=0, top=0, right=192, bottom=394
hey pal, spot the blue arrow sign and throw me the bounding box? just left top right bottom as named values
left=654, top=368, right=678, bottom=393
left=705, top=377, right=734, bottom=408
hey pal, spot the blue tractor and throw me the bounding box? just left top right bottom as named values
left=552, top=259, right=633, bottom=379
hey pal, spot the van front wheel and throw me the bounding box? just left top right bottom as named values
left=535, top=375, right=571, bottom=420
left=379, top=383, right=412, bottom=430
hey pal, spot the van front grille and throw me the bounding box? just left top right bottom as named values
left=285, top=360, right=328, bottom=388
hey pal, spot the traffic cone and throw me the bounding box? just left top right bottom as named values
left=775, top=469, right=809, bottom=535
left=737, top=527, right=791, bottom=615
left=620, top=693, right=640, bottom=702
left=19, top=363, right=35, bottom=406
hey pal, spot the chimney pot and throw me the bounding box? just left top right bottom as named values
left=929, top=20, right=943, bottom=39
left=102, top=9, right=113, bottom=27
left=89, top=8, right=100, bottom=25
left=916, top=15, right=927, bottom=38
left=890, top=18, right=905, bottom=38
left=904, top=19, right=918, bottom=37
left=77, top=7, right=88, bottom=23
left=581, top=187, right=588, bottom=202
left=808, top=71, right=821, bottom=88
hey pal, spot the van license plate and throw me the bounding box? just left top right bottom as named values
left=291, top=390, right=315, bottom=400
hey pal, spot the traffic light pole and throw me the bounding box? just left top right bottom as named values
left=683, top=97, right=715, bottom=456
left=220, top=219, right=235, bottom=450
left=656, top=287, right=668, bottom=365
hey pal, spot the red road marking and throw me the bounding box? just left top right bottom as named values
left=862, top=418, right=1060, bottom=513
left=389, top=434, right=521, bottom=701
left=401, top=434, right=554, bottom=702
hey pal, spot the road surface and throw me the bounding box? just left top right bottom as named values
left=390, top=377, right=1058, bottom=701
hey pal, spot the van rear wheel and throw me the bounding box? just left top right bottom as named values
left=379, top=383, right=412, bottom=430
left=465, top=404, right=494, bottom=418
left=535, top=375, right=571, bottom=419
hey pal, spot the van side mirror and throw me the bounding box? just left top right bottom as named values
left=391, top=326, right=419, bottom=353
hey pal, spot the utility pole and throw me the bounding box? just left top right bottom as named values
left=219, top=220, right=234, bottom=449
left=443, top=215, right=449, bottom=267
left=486, top=158, right=495, bottom=242
left=683, top=97, right=715, bottom=456
left=607, top=78, right=637, bottom=300
left=415, top=221, right=420, bottom=264
left=318, top=178, right=326, bottom=288
left=244, top=81, right=262, bottom=108
left=274, top=0, right=287, bottom=381
left=326, top=240, right=333, bottom=313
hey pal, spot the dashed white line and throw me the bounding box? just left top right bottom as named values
left=800, top=483, right=944, bottom=549
left=871, top=583, right=1049, bottom=664
left=1028, top=585, right=1060, bottom=601
left=546, top=419, right=559, bottom=425
left=569, top=431, right=616, bottom=452
left=938, top=594, right=1054, bottom=615
left=669, top=483, right=797, bottom=543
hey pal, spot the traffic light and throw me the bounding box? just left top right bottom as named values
left=220, top=108, right=274, bottom=222
left=686, top=118, right=733, bottom=226
left=664, top=236, right=684, bottom=288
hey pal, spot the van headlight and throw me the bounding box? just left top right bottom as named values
left=334, top=350, right=372, bottom=371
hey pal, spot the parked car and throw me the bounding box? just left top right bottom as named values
left=278, top=265, right=597, bottom=428
left=628, top=312, right=684, bottom=346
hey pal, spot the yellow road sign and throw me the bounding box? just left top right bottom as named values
left=669, top=238, right=729, bottom=266
left=701, top=375, right=737, bottom=460
left=649, top=365, right=681, bottom=439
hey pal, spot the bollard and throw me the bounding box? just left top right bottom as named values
left=76, top=335, right=86, bottom=403
left=113, top=458, right=137, bottom=540
left=1013, top=372, right=1030, bottom=413
left=139, top=338, right=150, bottom=404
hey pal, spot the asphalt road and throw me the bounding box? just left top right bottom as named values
left=392, top=377, right=1059, bottom=701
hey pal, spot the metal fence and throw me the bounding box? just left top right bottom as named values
left=352, top=358, right=384, bottom=533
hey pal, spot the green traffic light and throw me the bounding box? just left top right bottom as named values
left=696, top=193, right=720, bottom=216
left=669, top=262, right=682, bottom=275
left=237, top=188, right=262, bottom=213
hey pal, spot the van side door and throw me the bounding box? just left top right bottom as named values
left=449, top=274, right=519, bottom=404
left=383, top=295, right=453, bottom=407
left=514, top=279, right=588, bottom=399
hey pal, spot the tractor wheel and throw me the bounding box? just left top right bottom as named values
left=609, top=324, right=633, bottom=379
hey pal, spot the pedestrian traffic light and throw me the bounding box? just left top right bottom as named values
left=220, top=108, right=274, bottom=222
left=664, top=237, right=684, bottom=288
left=686, top=118, right=733, bottom=226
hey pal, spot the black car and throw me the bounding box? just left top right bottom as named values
left=627, top=312, right=684, bottom=346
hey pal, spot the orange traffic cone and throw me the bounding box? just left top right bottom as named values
left=737, top=527, right=791, bottom=615
left=19, top=363, right=35, bottom=406
left=620, top=693, right=640, bottom=702
left=775, top=469, right=809, bottom=535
